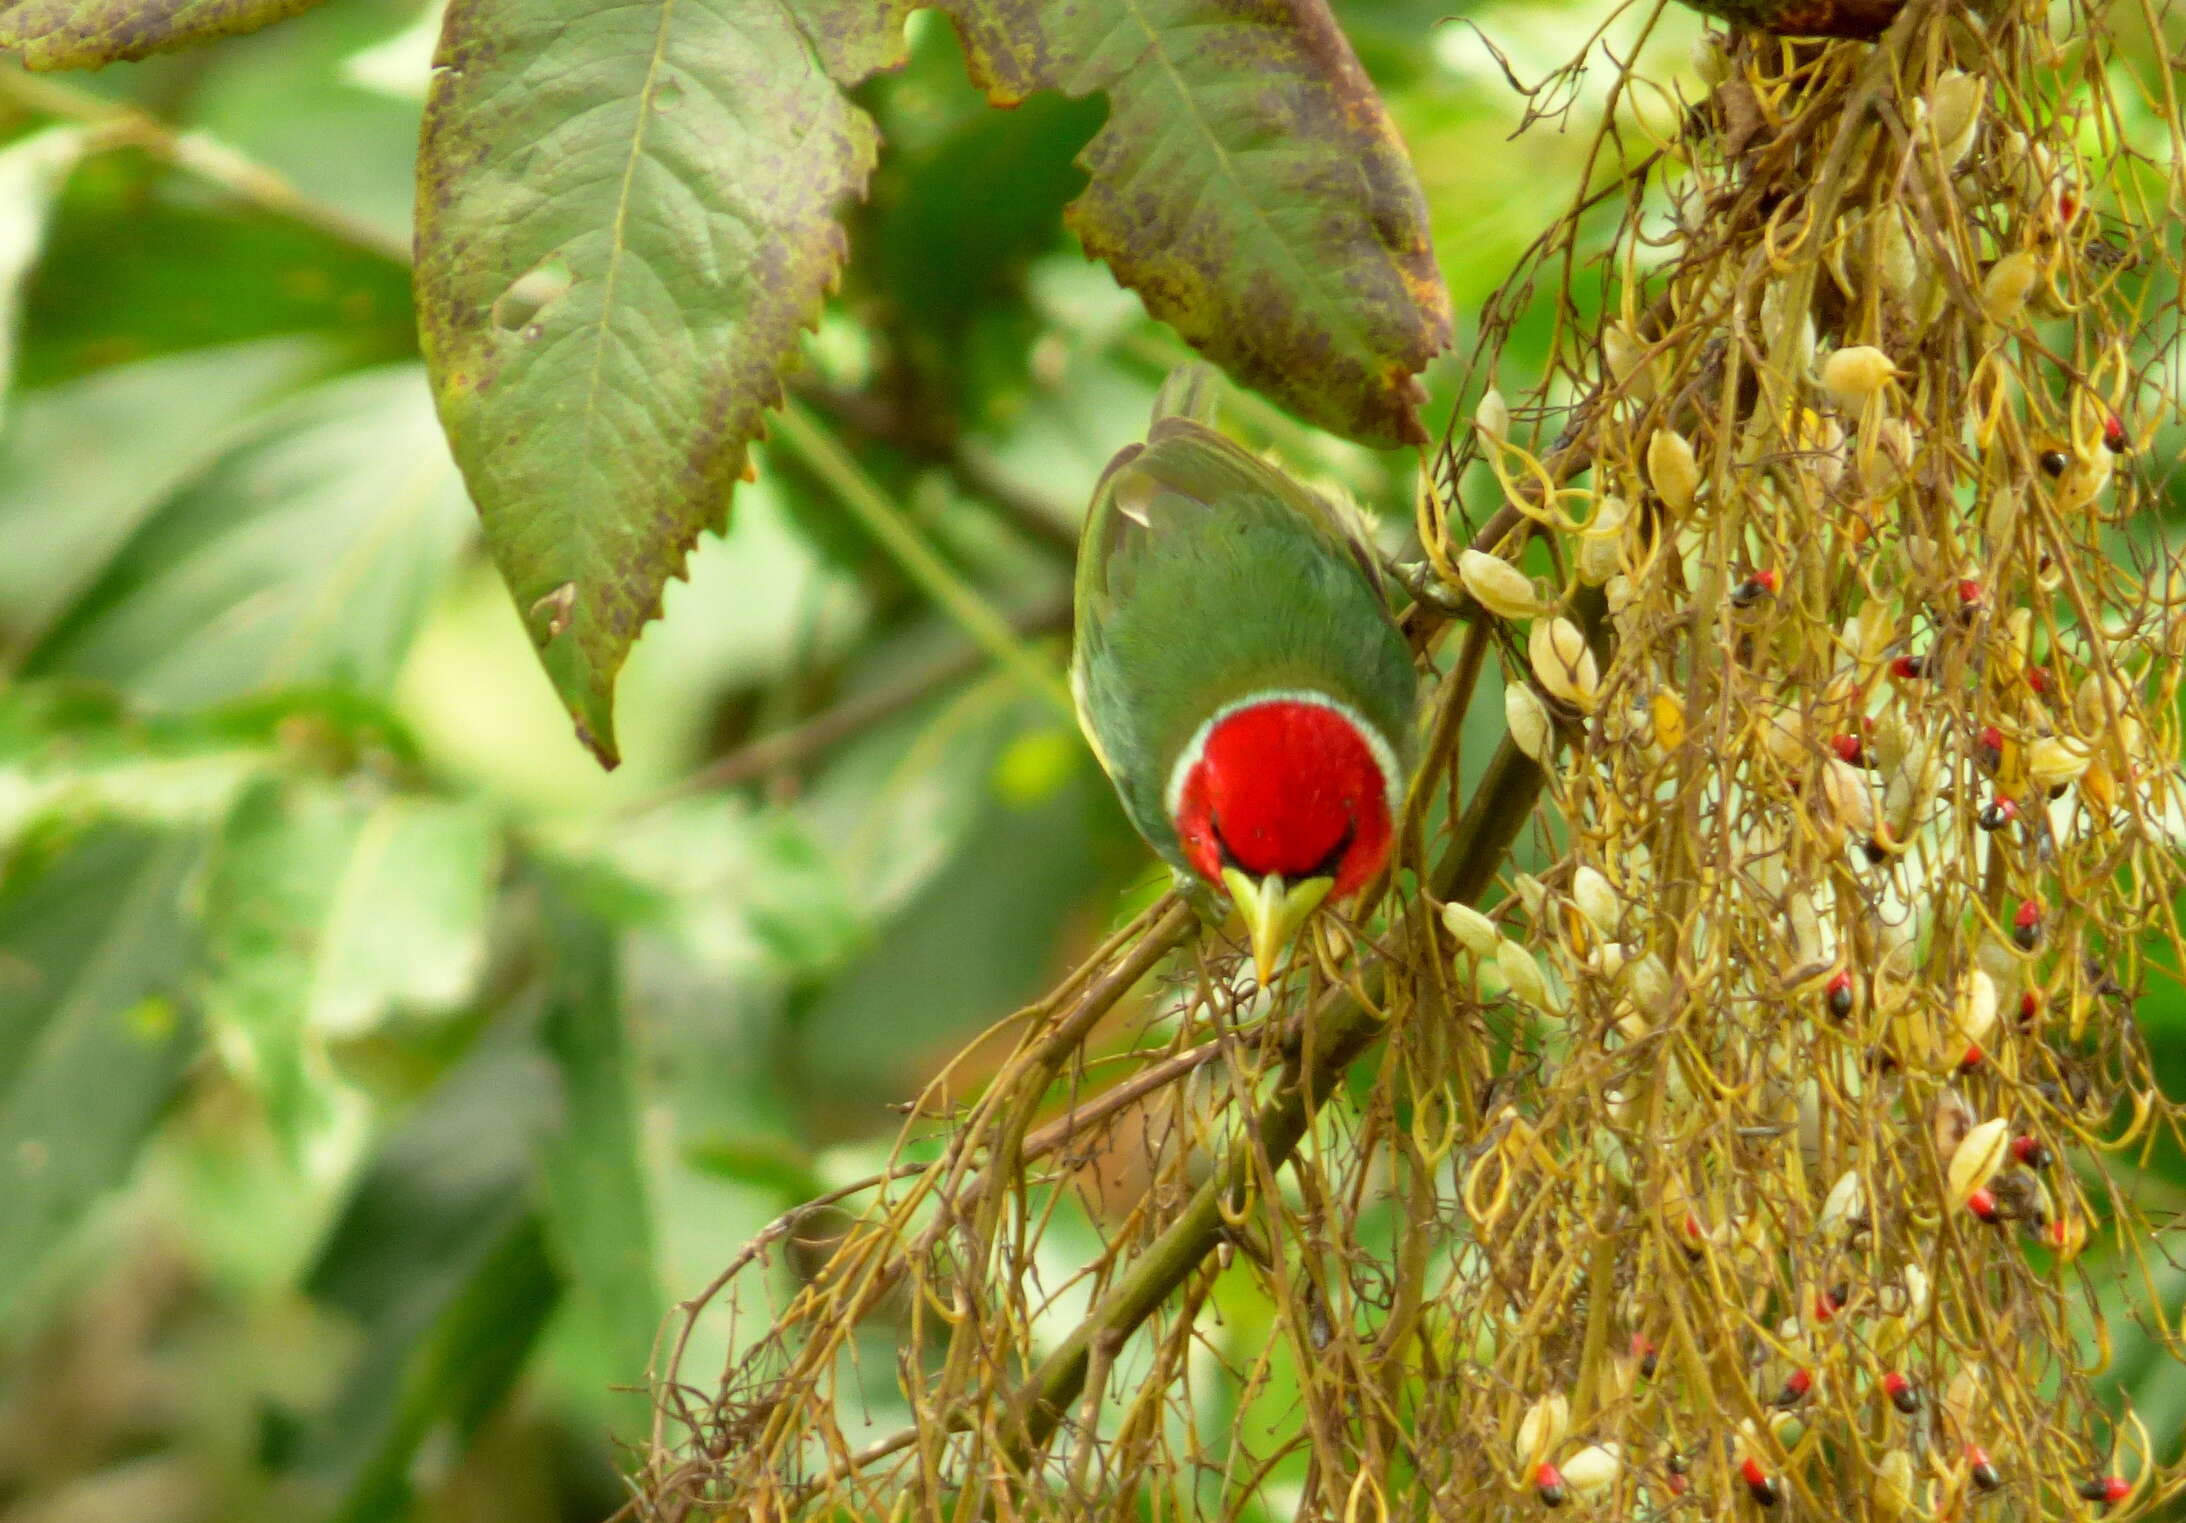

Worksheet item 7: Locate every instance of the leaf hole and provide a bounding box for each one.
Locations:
[492,255,573,334]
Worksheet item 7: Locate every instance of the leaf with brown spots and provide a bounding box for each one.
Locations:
[415,0,902,767]
[0,0,325,68]
[941,0,1451,446]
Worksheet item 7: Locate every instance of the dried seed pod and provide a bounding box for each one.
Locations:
[1570,865,1620,938]
[1561,1444,1623,1498]
[2025,734,2094,792]
[1925,71,1985,166]
[1822,345,1897,411]
[1948,1116,2011,1204]
[1822,756,1877,838]
[1476,387,1511,444]
[1873,1451,1916,1518]
[1576,496,1630,585]
[1443,901,1500,956]
[1647,428,1701,514]
[1498,939,1552,1011]
[1530,617,1602,711]
[1820,1168,1864,1237]
[1603,323,1654,398]
[1650,688,1685,753]
[1460,549,1550,620]
[1955,969,2000,1048]
[1873,208,1918,299]
[1506,683,1553,763]
[1516,1394,1571,1467]
[1983,251,2042,323]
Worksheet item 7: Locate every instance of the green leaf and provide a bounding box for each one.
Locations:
[0,0,328,68]
[0,337,328,663]
[940,0,1451,445]
[0,826,200,1324]
[414,0,903,767]
[533,875,664,1432]
[308,796,500,1038]
[199,779,498,1159]
[298,1019,562,1522]
[0,125,83,409]
[198,777,363,1164]
[19,152,416,389]
[26,363,472,708]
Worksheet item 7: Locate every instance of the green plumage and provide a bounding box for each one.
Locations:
[1071,398,1420,875]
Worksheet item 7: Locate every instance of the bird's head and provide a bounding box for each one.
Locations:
[1169,693,1403,986]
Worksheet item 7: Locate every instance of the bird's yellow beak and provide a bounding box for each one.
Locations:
[1220,868,1333,987]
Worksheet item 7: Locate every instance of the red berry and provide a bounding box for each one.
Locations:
[1741,1456,1779,1507]
[2040,450,2070,478]
[1815,1282,1849,1320]
[1958,1044,1985,1074]
[2103,413,2129,454]
[1732,570,1779,607]
[1975,725,2005,771]
[1535,1461,1568,1507]
[2012,1135,2052,1169]
[1631,1331,1658,1378]
[1891,654,1928,679]
[2018,991,2041,1026]
[1831,732,1867,765]
[1775,1368,1813,1406]
[1968,1445,2002,1492]
[1825,970,1855,1019]
[1958,578,1985,611]
[2013,897,2043,950]
[1979,797,2019,832]
[2027,664,2053,695]
[2078,1476,2132,1507]
[1969,1186,2001,1224]
[1882,1371,1920,1414]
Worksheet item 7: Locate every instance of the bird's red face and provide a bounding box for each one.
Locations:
[1171,696,1399,901]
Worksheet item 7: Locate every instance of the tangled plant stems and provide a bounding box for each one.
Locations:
[633,0,2186,1516]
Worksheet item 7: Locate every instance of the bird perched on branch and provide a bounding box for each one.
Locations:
[1071,371,1421,985]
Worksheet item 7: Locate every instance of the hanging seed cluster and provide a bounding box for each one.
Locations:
[632,3,2186,1520]
[1421,0,2186,1517]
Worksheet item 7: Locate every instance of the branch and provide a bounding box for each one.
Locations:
[631,595,1071,810]
[0,66,412,265]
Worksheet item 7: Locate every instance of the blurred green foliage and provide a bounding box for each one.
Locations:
[0,4,2181,1521]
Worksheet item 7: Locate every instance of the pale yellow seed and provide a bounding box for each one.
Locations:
[1457,548,1548,620]
[1475,386,1510,444]
[1442,901,1499,956]
[1982,251,2041,323]
[1506,682,1553,762]
[1571,865,1620,938]
[2025,734,2093,791]
[1925,71,1985,167]
[1874,1452,1916,1519]
[1647,428,1700,514]
[1530,617,1601,710]
[1947,1117,2010,1205]
[1515,1394,1570,1467]
[1561,1444,1623,1497]
[1822,345,1897,412]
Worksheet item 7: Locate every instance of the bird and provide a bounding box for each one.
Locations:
[1071,372,1421,986]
